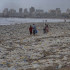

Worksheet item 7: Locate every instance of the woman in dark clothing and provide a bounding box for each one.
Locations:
[29,25,33,35]
[46,24,49,32]
[43,24,49,33]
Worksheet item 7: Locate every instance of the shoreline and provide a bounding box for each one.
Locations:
[0,18,70,25]
[0,17,70,19]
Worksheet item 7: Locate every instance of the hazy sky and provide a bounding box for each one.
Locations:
[0,0,70,12]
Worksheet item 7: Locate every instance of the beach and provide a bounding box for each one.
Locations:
[0,22,70,70]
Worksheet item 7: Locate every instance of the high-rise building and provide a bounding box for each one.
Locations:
[24,8,28,14]
[48,9,56,17]
[49,10,56,14]
[36,9,44,14]
[19,8,23,13]
[19,8,24,17]
[29,7,35,13]
[56,8,61,16]
[23,8,29,17]
[35,9,44,18]
[9,9,16,14]
[66,8,70,14]
[9,9,16,17]
[3,8,8,17]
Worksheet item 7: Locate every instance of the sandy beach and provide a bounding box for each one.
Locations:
[0,22,70,70]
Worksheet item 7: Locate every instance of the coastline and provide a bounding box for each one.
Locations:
[0,18,70,25]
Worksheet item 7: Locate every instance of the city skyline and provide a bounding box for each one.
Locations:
[1,7,70,13]
[0,0,70,12]
[1,7,70,18]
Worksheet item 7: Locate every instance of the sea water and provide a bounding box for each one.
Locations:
[0,18,70,25]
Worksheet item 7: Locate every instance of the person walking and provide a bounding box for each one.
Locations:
[32,24,37,35]
[29,25,33,35]
[43,24,49,33]
[46,24,49,33]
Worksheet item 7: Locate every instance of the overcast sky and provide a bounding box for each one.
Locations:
[0,0,70,12]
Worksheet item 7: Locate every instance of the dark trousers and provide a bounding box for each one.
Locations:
[33,30,35,35]
[30,31,32,35]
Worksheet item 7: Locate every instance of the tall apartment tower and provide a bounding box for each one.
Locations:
[66,8,70,14]
[19,8,23,13]
[56,8,61,16]
[3,8,8,17]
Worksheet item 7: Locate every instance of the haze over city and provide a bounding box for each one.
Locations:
[0,0,70,12]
